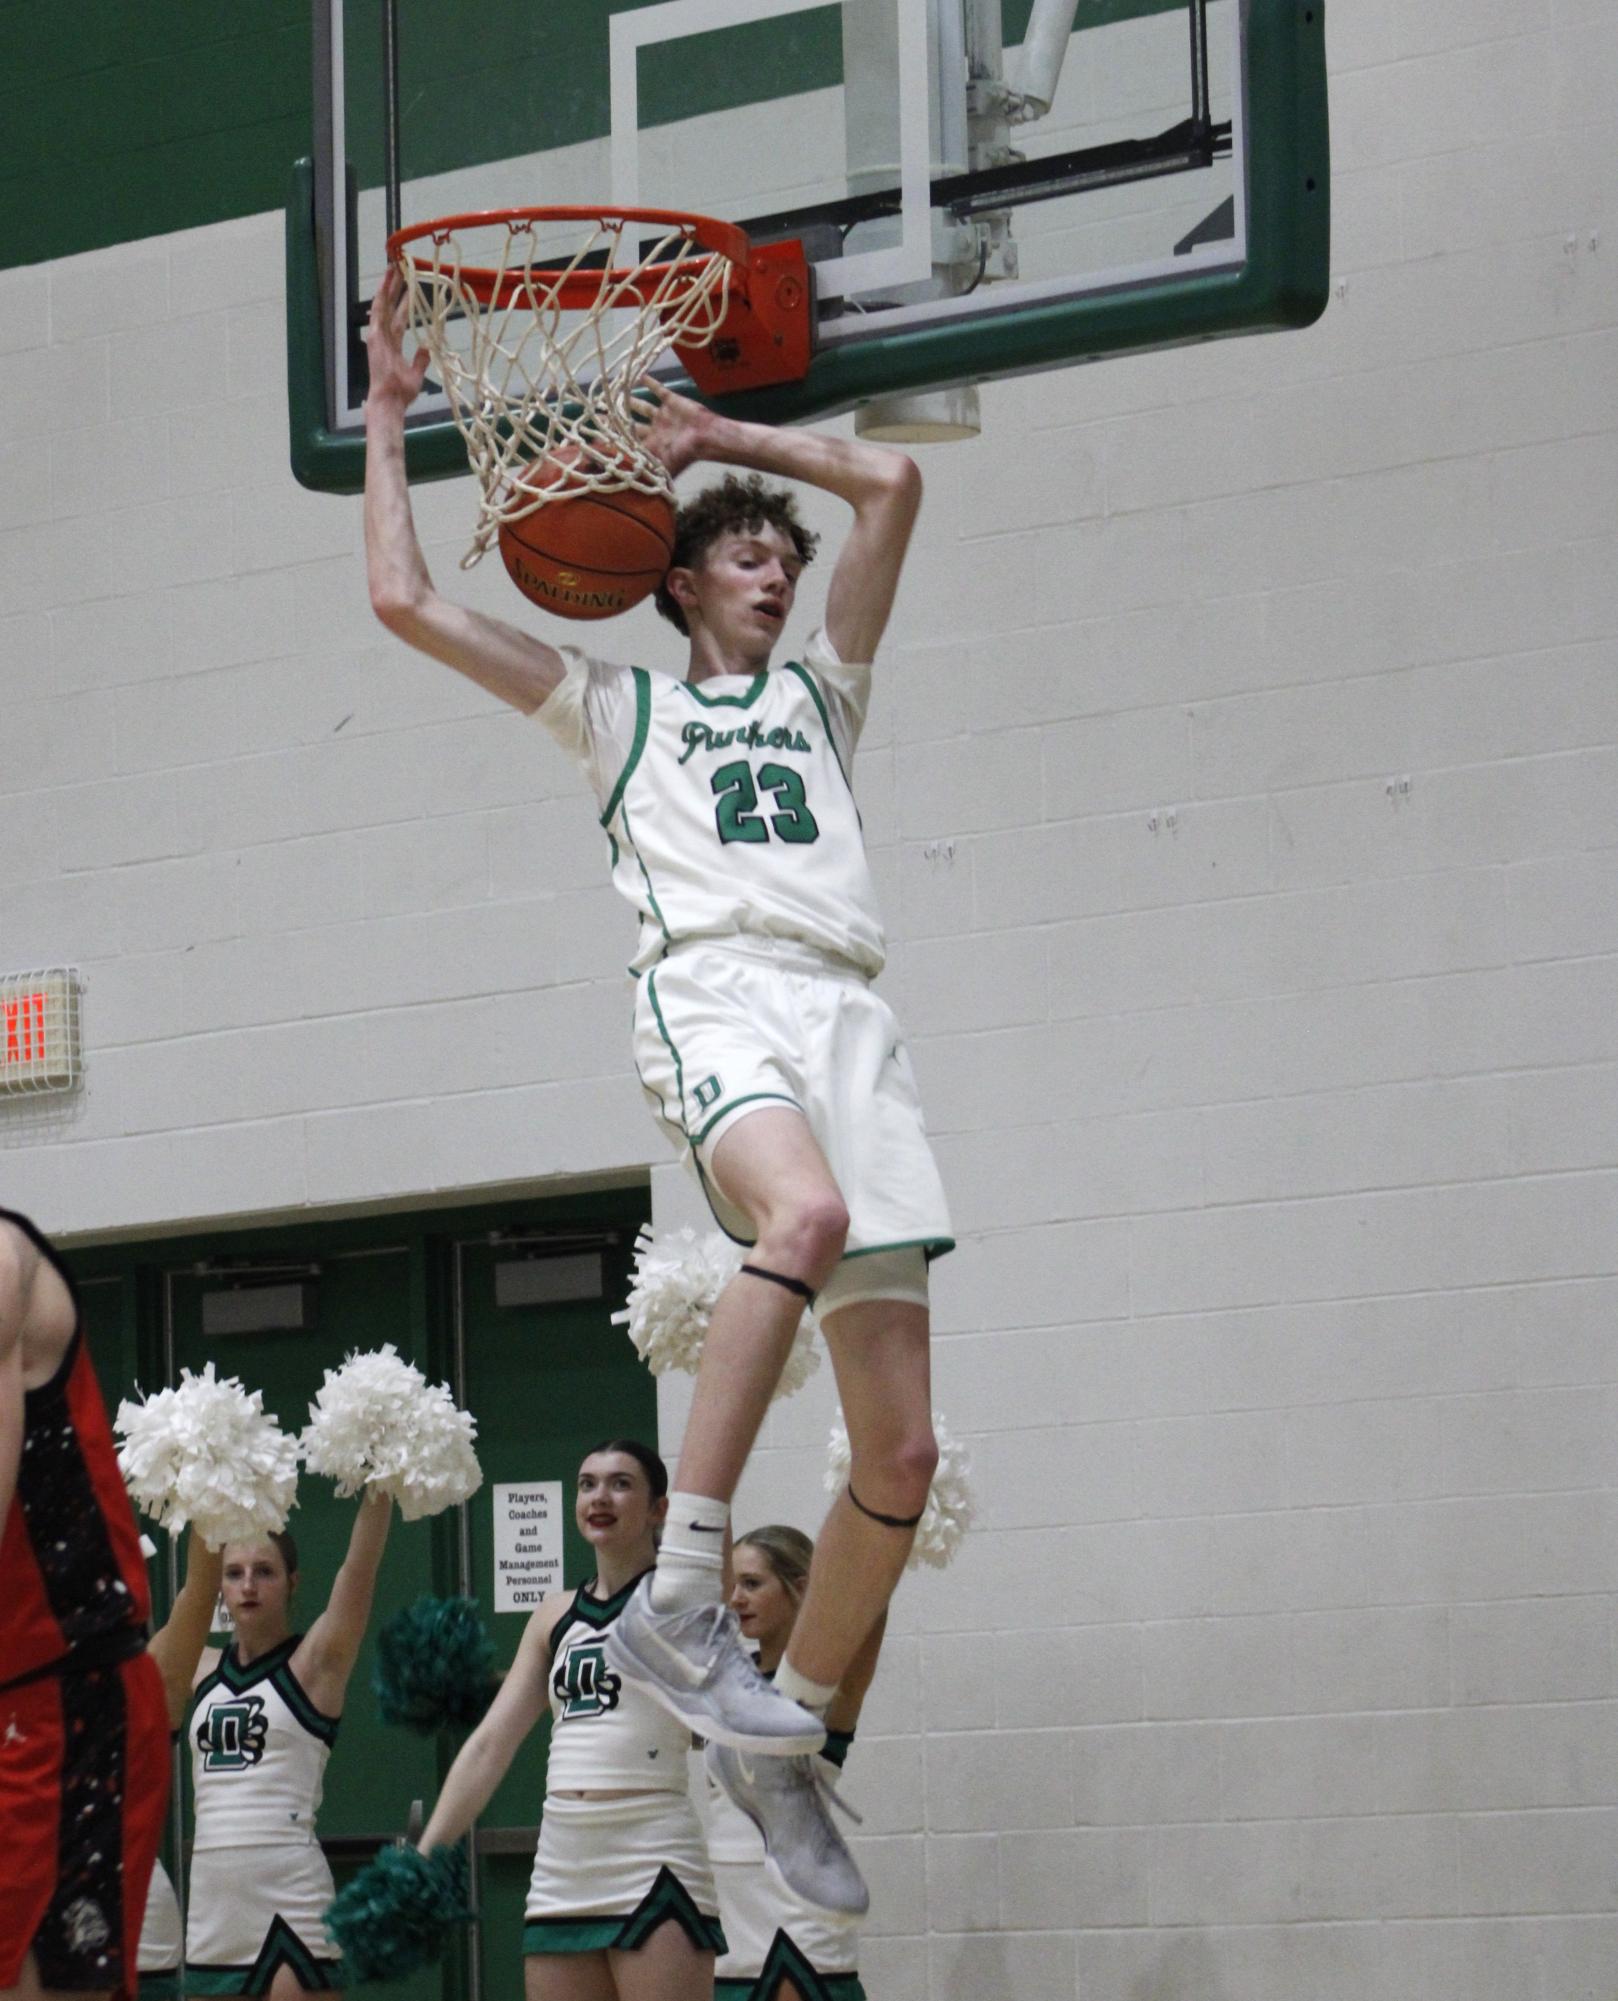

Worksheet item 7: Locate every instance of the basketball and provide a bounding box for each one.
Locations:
[496,448,676,621]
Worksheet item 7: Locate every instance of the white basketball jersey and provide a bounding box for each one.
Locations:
[544,1574,691,1794]
[539,630,886,978]
[191,1636,335,1850]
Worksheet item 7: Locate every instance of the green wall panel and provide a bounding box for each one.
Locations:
[0,2,311,270]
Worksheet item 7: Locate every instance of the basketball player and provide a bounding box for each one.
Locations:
[411,1441,724,1999]
[183,1498,392,1996]
[364,271,950,1916]
[710,1529,885,2001]
[0,1207,171,2001]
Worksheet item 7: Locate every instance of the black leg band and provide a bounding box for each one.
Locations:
[847,1481,924,1531]
[739,1262,817,1305]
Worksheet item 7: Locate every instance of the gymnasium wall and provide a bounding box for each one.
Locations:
[3,7,1617,2001]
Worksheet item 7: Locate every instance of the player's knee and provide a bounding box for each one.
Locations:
[853,1423,938,1513]
[895,1423,940,1503]
[765,1190,849,1287]
[803,1190,851,1274]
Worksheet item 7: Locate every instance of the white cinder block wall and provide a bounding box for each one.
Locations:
[4,5,1617,1997]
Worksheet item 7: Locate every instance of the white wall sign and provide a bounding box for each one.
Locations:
[493,1481,565,1613]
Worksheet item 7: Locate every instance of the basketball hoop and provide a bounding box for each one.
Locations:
[387,205,812,567]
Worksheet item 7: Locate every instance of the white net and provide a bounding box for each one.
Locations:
[396,212,735,566]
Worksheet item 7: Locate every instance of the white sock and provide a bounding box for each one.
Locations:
[651,1492,729,1612]
[773,1658,837,1717]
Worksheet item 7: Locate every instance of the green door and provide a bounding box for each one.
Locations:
[167,1244,444,2001]
[62,1187,652,2001]
[452,1226,654,2001]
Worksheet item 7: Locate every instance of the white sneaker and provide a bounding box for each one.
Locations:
[706,1740,869,1919]
[603,1579,827,1754]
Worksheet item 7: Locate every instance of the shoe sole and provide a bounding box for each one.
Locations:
[603,1631,827,1756]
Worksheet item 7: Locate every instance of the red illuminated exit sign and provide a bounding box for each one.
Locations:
[0,968,82,1097]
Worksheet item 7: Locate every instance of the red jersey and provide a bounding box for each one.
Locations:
[0,1208,150,1687]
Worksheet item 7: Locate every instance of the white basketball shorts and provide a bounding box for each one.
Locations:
[632,938,954,1282]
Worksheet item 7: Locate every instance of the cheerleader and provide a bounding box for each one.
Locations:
[415,1439,724,2000]
[184,1494,393,1997]
[709,1530,885,2001]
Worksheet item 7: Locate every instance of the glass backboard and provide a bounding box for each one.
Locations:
[288,0,1328,492]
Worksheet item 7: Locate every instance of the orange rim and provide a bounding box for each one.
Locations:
[387,203,750,311]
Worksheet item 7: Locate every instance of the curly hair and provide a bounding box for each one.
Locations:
[655,472,819,635]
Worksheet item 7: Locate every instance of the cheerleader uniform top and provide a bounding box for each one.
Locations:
[544,1571,692,1794]
[191,1636,337,1849]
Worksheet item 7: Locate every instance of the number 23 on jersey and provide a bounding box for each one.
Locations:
[710,760,819,846]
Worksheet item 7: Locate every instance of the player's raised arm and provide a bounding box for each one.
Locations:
[363,270,571,715]
[641,390,921,664]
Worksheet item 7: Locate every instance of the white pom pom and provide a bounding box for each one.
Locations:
[824,1407,975,1571]
[612,1226,818,1402]
[374,1382,483,1524]
[912,1417,976,1570]
[115,1364,299,1550]
[300,1345,482,1521]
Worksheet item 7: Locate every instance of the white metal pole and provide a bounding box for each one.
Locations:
[1009,0,1083,120]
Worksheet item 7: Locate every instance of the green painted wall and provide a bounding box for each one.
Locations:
[1,0,1184,273]
[0,0,312,270]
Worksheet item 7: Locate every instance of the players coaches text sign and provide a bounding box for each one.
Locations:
[493,1481,564,1612]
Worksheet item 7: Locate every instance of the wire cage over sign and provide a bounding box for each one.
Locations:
[0,967,83,1098]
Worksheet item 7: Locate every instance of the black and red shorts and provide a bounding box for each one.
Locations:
[0,1643,169,1998]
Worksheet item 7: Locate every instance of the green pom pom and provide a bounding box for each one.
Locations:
[373,1595,497,1734]
[324,1842,472,1983]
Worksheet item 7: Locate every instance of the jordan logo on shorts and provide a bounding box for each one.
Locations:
[197,1695,270,1770]
[554,1640,621,1719]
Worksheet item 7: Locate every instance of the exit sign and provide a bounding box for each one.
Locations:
[0,968,82,1097]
